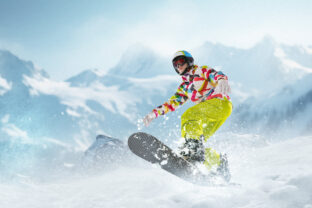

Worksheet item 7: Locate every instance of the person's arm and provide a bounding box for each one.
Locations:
[143,82,189,126]
[202,67,228,86]
[202,67,231,95]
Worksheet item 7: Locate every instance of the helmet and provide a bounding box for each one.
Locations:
[172,50,194,75]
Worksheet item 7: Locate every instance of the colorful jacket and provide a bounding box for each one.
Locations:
[152,65,230,118]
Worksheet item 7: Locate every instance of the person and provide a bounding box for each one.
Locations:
[143,50,232,177]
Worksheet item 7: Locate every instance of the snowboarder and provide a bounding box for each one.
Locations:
[143,50,232,175]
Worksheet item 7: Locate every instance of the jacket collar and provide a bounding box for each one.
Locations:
[181,65,198,81]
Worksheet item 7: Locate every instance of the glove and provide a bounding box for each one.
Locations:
[214,79,231,95]
[143,112,157,127]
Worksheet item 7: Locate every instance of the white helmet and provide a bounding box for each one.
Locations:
[172,50,194,75]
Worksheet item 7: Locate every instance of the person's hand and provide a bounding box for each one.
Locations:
[214,79,231,95]
[143,112,156,127]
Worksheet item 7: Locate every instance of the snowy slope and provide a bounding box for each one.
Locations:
[0,135,311,208]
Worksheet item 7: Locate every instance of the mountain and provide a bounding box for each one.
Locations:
[0,50,79,147]
[0,49,179,151]
[231,73,312,136]
[1,37,312,156]
[107,43,175,78]
[66,68,105,87]
[194,36,312,104]
[0,50,49,82]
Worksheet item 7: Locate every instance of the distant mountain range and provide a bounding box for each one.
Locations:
[0,37,311,153]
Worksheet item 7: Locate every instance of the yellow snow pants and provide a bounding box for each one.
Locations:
[181,98,232,169]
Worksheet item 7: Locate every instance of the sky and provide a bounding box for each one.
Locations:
[0,0,311,80]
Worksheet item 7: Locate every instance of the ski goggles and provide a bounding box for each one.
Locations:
[173,57,187,68]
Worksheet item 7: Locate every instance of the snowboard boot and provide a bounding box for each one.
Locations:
[204,149,231,182]
[178,135,205,164]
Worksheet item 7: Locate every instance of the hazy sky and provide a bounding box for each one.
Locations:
[0,0,311,80]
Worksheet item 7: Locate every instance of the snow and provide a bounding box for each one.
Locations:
[0,135,311,208]
[304,46,312,55]
[128,75,179,93]
[275,47,312,74]
[1,123,29,141]
[23,74,140,121]
[0,75,12,95]
[281,59,312,73]
[1,39,312,207]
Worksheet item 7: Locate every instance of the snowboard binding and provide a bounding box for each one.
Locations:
[178,136,205,163]
[178,136,231,183]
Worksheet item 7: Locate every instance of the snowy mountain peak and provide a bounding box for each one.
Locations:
[0,50,49,83]
[108,43,170,78]
[248,36,279,58]
[66,68,104,87]
[257,35,277,46]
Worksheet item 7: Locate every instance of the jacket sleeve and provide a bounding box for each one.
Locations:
[201,67,228,86]
[152,82,189,118]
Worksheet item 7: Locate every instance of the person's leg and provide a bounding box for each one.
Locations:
[201,98,232,141]
[180,98,232,169]
[179,105,205,162]
[200,99,232,170]
[204,148,221,170]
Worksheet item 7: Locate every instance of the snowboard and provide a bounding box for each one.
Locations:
[128,132,205,183]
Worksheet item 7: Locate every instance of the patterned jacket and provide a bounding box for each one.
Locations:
[152,65,230,118]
